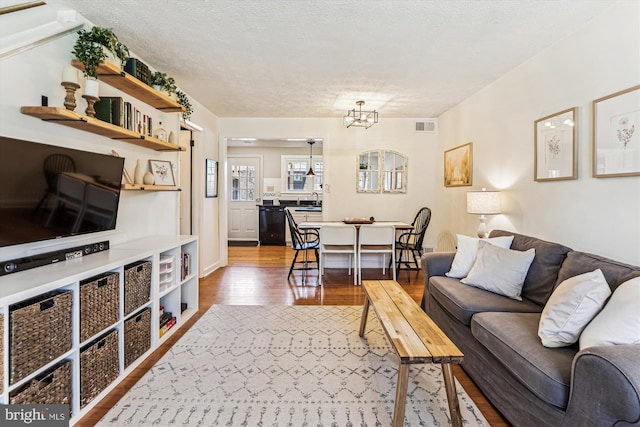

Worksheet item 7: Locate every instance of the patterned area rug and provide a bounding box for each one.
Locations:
[98,305,488,426]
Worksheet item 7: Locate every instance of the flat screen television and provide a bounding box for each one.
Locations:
[0,136,125,247]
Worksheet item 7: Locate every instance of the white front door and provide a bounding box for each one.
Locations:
[228,156,261,242]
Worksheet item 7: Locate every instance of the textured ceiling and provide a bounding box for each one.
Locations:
[53,0,615,118]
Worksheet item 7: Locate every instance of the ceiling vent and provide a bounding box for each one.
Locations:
[415,120,436,133]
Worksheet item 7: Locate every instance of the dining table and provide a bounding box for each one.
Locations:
[297,220,413,284]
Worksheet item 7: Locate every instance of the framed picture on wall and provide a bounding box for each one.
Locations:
[592,85,640,177]
[444,142,472,187]
[534,107,577,181]
[205,158,218,198]
[149,160,175,186]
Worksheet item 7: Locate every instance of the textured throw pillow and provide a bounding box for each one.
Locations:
[538,269,611,348]
[446,234,514,279]
[460,243,535,300]
[579,276,640,350]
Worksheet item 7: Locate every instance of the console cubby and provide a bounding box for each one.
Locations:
[0,235,198,424]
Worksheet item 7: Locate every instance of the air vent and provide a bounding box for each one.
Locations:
[415,120,436,133]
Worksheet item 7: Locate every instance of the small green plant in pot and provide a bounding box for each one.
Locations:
[176,90,193,121]
[72,26,129,78]
[152,72,177,96]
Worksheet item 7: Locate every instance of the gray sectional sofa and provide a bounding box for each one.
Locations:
[421,230,640,427]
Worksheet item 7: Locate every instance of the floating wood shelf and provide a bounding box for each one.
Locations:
[122,184,181,191]
[71,60,185,113]
[20,107,186,152]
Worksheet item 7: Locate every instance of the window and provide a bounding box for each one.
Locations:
[231,164,256,201]
[282,156,323,193]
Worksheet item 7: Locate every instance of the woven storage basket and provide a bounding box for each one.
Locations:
[80,271,120,343]
[80,328,119,408]
[10,290,73,384]
[124,308,151,368]
[124,260,151,316]
[10,359,72,415]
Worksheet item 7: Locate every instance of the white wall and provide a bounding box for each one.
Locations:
[0,8,221,277]
[220,117,441,247]
[435,1,640,265]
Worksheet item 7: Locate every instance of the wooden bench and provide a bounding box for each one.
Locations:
[359,279,464,427]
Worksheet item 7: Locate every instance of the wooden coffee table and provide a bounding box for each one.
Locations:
[359,279,464,427]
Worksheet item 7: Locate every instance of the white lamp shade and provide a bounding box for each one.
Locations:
[467,190,501,215]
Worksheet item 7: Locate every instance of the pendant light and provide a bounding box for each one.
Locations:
[306,139,316,176]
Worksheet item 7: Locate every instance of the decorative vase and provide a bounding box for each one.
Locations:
[134,159,145,184]
[168,131,176,144]
[84,78,99,97]
[143,171,155,185]
[154,122,167,141]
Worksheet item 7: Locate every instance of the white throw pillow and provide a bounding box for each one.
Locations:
[460,243,535,301]
[445,234,514,279]
[538,269,611,348]
[579,276,640,350]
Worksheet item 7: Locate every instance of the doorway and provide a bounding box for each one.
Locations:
[227,155,262,243]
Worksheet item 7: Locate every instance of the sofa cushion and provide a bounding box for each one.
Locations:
[445,234,514,278]
[430,276,541,326]
[580,276,640,350]
[556,251,640,292]
[538,269,611,348]
[490,230,572,305]
[471,312,577,409]
[461,244,535,301]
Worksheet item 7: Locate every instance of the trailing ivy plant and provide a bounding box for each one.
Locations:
[72,26,129,78]
[177,90,193,121]
[152,72,177,95]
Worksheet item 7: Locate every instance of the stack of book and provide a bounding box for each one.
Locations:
[94,96,153,136]
[159,308,176,337]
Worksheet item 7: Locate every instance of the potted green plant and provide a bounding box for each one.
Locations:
[72,26,129,78]
[151,72,177,97]
[176,90,193,121]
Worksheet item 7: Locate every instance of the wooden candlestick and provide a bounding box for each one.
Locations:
[82,95,100,117]
[61,82,80,111]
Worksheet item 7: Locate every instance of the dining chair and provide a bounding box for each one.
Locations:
[395,206,432,280]
[319,224,358,286]
[358,224,396,285]
[284,208,320,279]
[34,154,76,217]
[45,173,86,233]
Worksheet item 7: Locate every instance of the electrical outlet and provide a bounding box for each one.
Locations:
[324,184,331,193]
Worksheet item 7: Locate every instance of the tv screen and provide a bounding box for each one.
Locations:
[0,136,125,247]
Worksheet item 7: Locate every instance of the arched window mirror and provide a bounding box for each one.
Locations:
[357,150,407,193]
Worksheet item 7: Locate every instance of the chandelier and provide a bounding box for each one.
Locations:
[344,101,378,129]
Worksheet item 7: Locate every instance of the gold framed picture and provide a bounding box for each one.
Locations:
[444,142,472,187]
[592,85,640,177]
[534,107,578,181]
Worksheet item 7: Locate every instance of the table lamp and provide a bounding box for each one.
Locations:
[467,188,501,238]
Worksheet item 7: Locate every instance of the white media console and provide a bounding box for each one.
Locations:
[0,235,198,425]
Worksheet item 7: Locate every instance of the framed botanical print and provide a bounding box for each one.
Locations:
[534,107,577,181]
[593,85,640,177]
[149,160,175,186]
[444,142,472,187]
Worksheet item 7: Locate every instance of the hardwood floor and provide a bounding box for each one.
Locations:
[76,245,510,426]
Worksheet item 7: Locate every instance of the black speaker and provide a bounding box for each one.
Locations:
[1,240,109,276]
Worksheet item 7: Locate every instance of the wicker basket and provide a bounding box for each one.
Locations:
[124,308,151,368]
[10,359,72,416]
[124,261,151,316]
[80,272,120,343]
[80,328,119,408]
[10,290,73,384]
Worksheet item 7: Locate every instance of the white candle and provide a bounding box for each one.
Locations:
[62,66,78,84]
[84,79,99,97]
